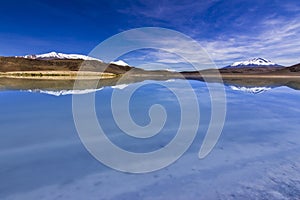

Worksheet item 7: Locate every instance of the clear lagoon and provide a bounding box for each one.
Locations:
[1,79,300,199]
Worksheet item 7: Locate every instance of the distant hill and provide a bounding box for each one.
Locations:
[285,63,300,72]
[267,63,300,75]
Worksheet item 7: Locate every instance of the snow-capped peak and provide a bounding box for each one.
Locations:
[22,52,103,62]
[110,60,129,66]
[229,58,278,67]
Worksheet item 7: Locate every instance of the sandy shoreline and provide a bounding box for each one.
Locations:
[0,71,117,80]
[211,74,300,79]
[1,70,300,80]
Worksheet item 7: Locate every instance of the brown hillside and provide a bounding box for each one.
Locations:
[0,57,136,74]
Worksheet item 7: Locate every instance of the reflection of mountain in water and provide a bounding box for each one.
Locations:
[26,83,130,96]
[1,62,300,96]
[1,76,297,96]
[1,55,300,95]
[1,75,300,96]
[28,88,104,96]
[28,85,273,96]
[229,86,271,94]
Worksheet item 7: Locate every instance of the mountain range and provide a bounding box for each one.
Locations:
[1,52,300,94]
[1,52,300,74]
[16,52,290,70]
[1,52,300,81]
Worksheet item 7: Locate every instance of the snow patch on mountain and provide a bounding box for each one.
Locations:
[165,68,177,72]
[21,52,103,62]
[111,84,129,90]
[110,60,129,66]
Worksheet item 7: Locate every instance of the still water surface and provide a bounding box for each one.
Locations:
[1,80,300,199]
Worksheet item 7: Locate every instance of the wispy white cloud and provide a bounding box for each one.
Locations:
[116,1,300,69]
[121,16,300,70]
[119,0,216,22]
[202,16,300,66]
[282,2,300,12]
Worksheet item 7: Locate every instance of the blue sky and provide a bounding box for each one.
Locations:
[1,0,300,68]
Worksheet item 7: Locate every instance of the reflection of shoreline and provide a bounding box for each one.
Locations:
[1,70,300,80]
[217,75,300,79]
[0,71,117,80]
[1,71,300,92]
